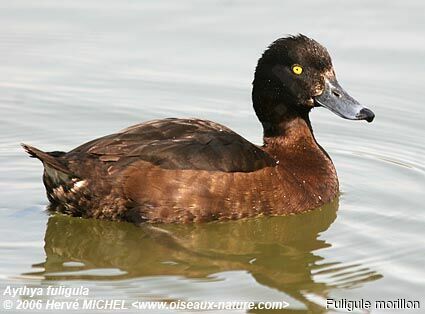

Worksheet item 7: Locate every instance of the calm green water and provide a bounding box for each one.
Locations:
[0,0,424,313]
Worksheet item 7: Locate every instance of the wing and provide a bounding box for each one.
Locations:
[67,118,277,173]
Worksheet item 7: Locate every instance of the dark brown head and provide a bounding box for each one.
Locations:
[252,34,375,136]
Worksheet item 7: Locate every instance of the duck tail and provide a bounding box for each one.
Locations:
[21,143,70,175]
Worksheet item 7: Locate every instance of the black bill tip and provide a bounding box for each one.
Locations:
[356,108,375,123]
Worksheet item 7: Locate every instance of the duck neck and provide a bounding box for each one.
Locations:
[262,111,339,203]
[262,110,317,150]
[261,108,336,177]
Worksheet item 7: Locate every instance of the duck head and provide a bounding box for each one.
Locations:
[252,34,374,136]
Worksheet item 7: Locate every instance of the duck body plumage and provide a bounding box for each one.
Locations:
[23,116,338,223]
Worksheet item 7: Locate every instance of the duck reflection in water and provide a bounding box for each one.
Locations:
[26,199,382,313]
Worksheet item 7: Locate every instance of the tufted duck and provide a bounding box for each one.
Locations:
[23,34,374,223]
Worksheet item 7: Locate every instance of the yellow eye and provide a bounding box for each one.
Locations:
[292,65,303,75]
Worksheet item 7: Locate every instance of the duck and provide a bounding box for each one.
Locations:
[23,34,375,224]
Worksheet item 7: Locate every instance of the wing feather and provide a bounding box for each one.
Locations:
[67,118,277,173]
